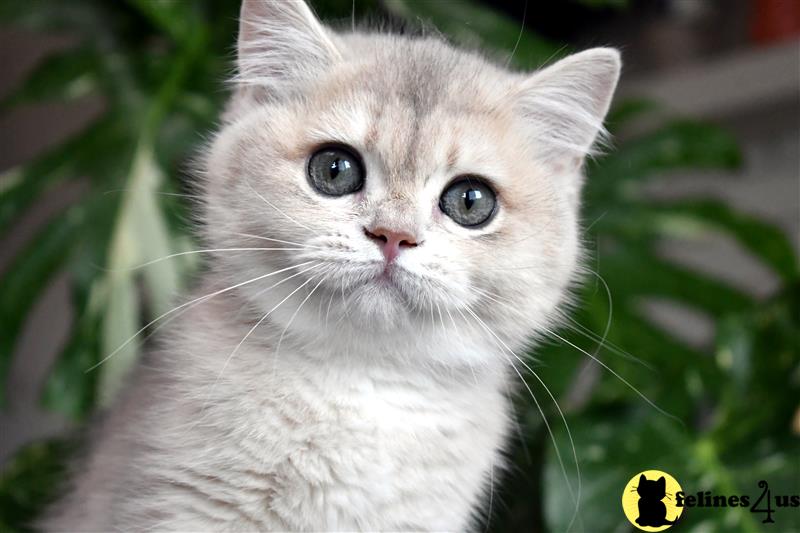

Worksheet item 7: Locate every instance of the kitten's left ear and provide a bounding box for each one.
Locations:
[236,0,341,96]
[514,48,621,167]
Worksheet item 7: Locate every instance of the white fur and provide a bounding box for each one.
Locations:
[44,1,620,530]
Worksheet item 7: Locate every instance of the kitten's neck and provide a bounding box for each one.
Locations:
[166,279,510,395]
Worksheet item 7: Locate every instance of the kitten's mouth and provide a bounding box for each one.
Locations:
[368,263,408,294]
[376,263,398,284]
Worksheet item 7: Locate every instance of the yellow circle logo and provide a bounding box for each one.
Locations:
[622,470,684,531]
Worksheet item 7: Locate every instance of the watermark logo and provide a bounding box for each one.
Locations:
[623,472,799,529]
[622,470,684,531]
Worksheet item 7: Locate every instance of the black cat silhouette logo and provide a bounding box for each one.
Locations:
[622,470,684,531]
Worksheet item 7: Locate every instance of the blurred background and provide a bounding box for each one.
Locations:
[0,0,798,531]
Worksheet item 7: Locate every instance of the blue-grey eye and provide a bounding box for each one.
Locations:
[439,178,497,227]
[307,145,364,196]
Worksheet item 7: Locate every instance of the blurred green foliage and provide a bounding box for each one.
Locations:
[0,1,797,532]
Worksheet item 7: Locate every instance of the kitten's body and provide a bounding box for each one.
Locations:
[48,282,509,531]
[45,1,620,530]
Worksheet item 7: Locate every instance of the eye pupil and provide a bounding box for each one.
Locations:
[328,158,352,180]
[463,189,481,210]
[329,159,341,179]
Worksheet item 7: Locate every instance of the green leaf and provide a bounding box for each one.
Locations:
[0,439,72,533]
[0,1,113,39]
[0,46,98,110]
[589,120,743,186]
[711,285,800,452]
[98,272,140,407]
[0,209,84,405]
[0,164,72,243]
[127,0,197,45]
[92,144,184,404]
[598,247,753,316]
[606,97,661,131]
[41,312,101,420]
[646,199,799,282]
[129,148,183,315]
[0,118,117,241]
[384,0,561,69]
[715,315,753,391]
[540,411,769,533]
[41,197,119,419]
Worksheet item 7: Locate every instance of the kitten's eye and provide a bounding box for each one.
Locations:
[439,178,497,227]
[307,145,364,196]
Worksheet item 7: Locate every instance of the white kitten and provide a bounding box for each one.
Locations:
[44,1,620,530]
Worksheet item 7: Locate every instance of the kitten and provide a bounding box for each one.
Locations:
[44,0,620,530]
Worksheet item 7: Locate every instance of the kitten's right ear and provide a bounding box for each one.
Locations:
[236,0,340,96]
[513,48,621,166]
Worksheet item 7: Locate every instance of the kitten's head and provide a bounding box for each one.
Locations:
[201,0,620,369]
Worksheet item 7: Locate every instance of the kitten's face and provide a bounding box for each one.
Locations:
[202,1,619,368]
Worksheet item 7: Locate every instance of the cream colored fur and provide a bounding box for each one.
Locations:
[43,0,620,530]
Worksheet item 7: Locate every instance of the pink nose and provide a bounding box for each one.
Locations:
[364,226,418,263]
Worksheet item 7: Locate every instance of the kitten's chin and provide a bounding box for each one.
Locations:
[344,278,413,331]
[324,263,452,332]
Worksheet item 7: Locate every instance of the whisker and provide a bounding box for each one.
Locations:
[315,280,326,324]
[468,269,656,381]
[505,0,527,67]
[102,188,203,200]
[450,268,654,378]
[121,247,307,271]
[232,232,323,249]
[564,320,654,370]
[568,269,653,370]
[244,175,313,231]
[273,268,331,367]
[463,306,581,531]
[582,210,607,234]
[333,275,353,326]
[470,286,515,307]
[545,328,682,426]
[484,458,495,532]
[506,390,532,465]
[428,293,436,332]
[324,282,337,330]
[590,270,614,364]
[442,300,478,386]
[212,263,325,389]
[84,261,316,373]
[249,261,323,300]
[434,300,445,335]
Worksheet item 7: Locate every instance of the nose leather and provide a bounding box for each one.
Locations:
[364,226,418,263]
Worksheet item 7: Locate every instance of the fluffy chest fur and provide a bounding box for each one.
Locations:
[48,294,510,531]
